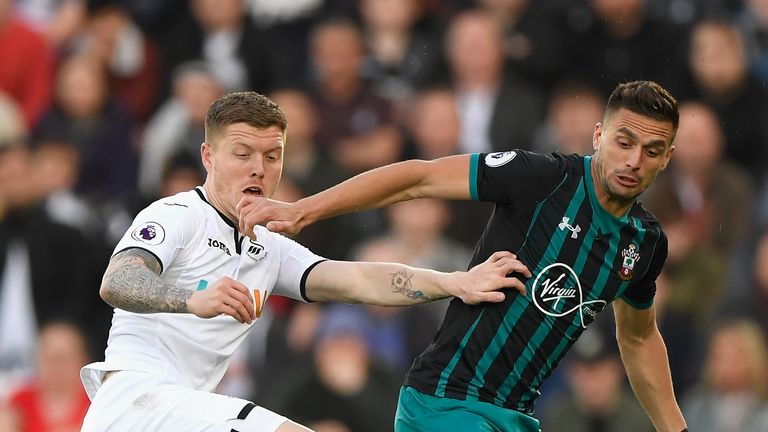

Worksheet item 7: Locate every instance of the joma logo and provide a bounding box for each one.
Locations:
[207,238,231,256]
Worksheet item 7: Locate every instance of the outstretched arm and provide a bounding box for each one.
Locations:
[614,299,687,432]
[100,248,256,324]
[304,251,531,306]
[238,154,472,237]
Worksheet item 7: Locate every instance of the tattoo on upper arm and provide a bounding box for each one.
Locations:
[102,248,191,313]
[390,268,429,301]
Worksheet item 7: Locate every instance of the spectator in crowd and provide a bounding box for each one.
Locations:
[139,61,223,197]
[268,305,402,432]
[445,9,544,154]
[736,0,768,81]
[14,0,86,49]
[682,18,768,186]
[682,319,768,432]
[5,322,91,432]
[0,0,54,128]
[532,80,605,155]
[402,86,493,248]
[646,102,753,256]
[309,17,403,174]
[0,138,97,381]
[563,0,688,97]
[73,0,161,122]
[476,0,566,92]
[358,0,443,110]
[157,0,296,98]
[34,54,137,202]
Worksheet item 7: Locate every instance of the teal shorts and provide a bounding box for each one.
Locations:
[395,386,541,432]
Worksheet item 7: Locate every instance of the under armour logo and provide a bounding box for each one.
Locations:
[558,217,581,239]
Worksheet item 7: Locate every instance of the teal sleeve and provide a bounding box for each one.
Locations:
[469,153,480,200]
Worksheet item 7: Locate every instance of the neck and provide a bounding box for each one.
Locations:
[202,181,237,224]
[589,158,634,218]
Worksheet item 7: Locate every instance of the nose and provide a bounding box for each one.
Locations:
[250,155,265,178]
[625,146,642,170]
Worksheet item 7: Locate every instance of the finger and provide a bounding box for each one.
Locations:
[489,251,515,263]
[236,195,252,214]
[221,301,246,323]
[471,291,506,304]
[266,221,288,233]
[224,296,251,324]
[498,259,532,278]
[228,287,256,321]
[500,277,527,296]
[227,282,256,319]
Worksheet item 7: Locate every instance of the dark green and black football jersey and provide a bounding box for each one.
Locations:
[403,151,667,415]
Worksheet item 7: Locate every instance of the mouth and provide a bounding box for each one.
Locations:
[243,186,263,196]
[615,174,640,188]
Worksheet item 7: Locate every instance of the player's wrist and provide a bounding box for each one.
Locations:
[443,271,468,300]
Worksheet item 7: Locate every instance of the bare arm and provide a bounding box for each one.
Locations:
[614,299,687,432]
[238,154,472,236]
[304,251,530,306]
[100,248,256,323]
[100,248,191,313]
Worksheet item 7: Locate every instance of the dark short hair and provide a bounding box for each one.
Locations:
[605,81,679,131]
[205,92,287,142]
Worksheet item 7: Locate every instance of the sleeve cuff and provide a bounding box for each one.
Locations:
[299,260,328,303]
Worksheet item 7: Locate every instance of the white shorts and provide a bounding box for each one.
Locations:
[81,370,287,432]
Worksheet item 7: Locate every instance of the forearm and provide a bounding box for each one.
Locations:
[299,160,427,224]
[100,251,192,313]
[619,327,686,431]
[299,156,470,227]
[308,261,455,306]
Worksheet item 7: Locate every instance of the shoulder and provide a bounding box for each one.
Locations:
[144,189,203,213]
[133,189,207,232]
[629,201,664,233]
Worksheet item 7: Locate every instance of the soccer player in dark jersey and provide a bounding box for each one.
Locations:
[238,81,688,432]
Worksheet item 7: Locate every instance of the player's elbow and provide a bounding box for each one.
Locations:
[99,280,117,306]
[617,323,656,350]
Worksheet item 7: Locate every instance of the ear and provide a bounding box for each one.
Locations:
[201,142,213,171]
[661,145,675,170]
[592,122,603,152]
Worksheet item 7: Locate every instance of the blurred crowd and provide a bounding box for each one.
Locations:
[1,0,768,431]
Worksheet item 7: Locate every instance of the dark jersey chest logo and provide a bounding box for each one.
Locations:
[531,263,607,328]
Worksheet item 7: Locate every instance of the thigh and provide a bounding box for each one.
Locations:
[82,371,255,432]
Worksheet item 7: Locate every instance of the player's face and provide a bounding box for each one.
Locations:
[201,122,284,222]
[592,108,675,209]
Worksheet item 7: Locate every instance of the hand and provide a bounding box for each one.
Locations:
[450,251,531,305]
[187,277,255,324]
[237,196,305,239]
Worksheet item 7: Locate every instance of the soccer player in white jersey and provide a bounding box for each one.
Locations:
[79,92,531,432]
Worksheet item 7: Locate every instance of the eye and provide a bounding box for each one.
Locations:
[646,149,660,158]
[618,141,632,148]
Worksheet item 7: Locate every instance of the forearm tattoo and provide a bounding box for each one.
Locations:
[390,268,429,301]
[102,249,192,313]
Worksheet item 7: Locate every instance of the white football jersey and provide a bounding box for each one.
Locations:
[81,187,324,399]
